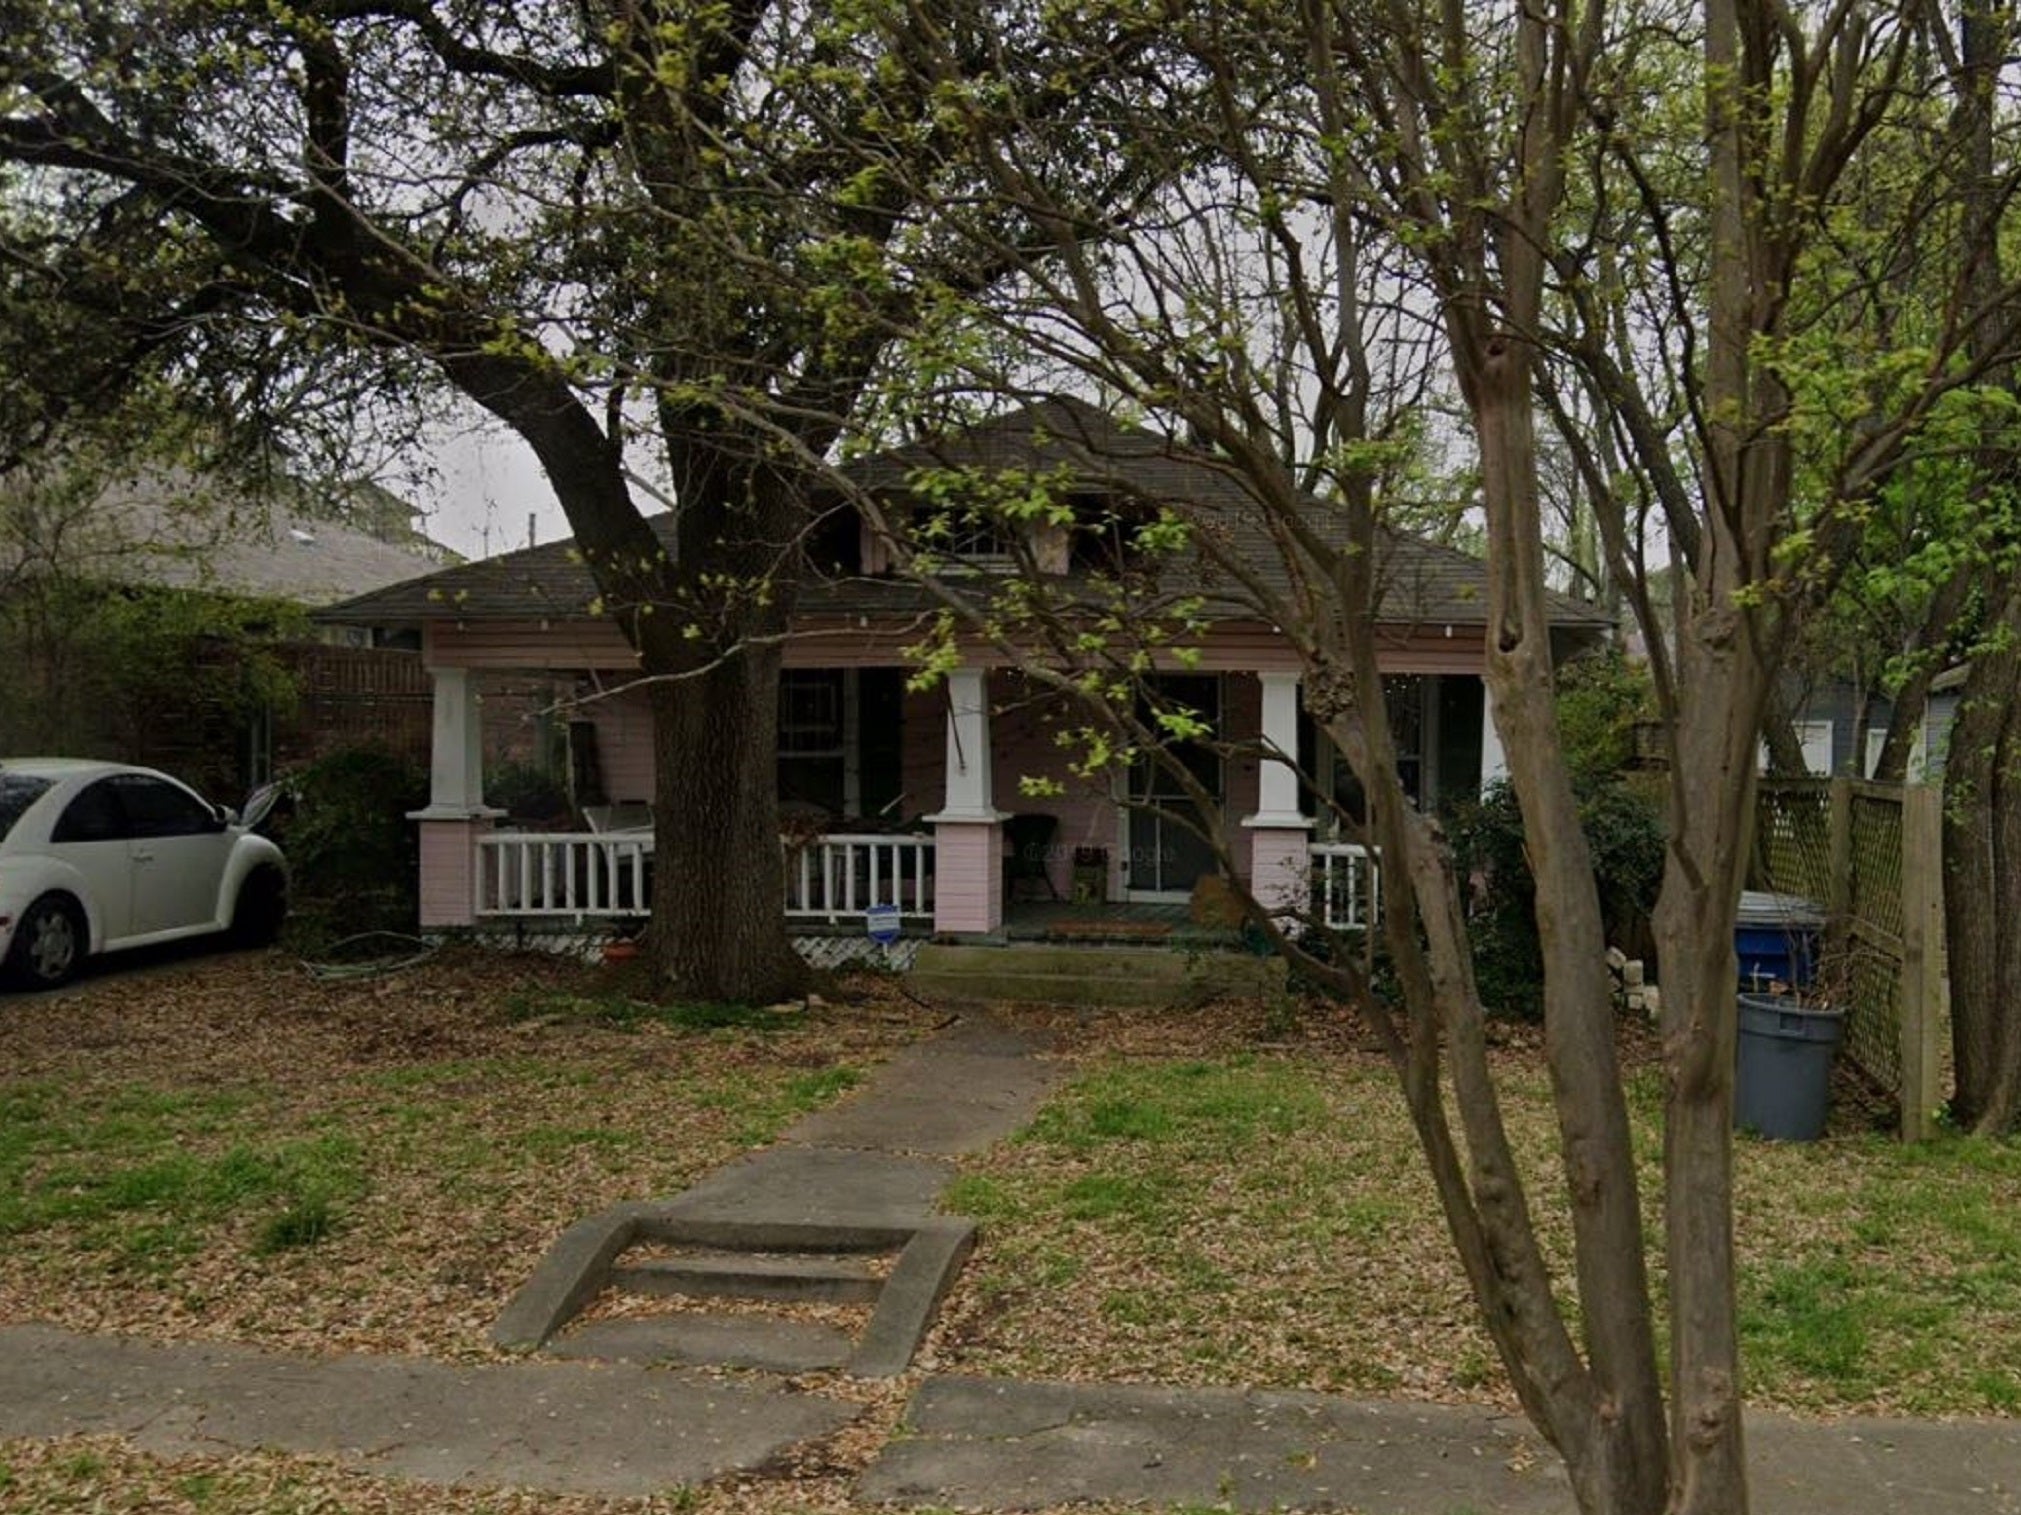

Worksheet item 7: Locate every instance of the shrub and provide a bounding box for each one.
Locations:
[1554,647,1655,779]
[269,746,428,948]
[487,759,569,823]
[1449,773,1666,1020]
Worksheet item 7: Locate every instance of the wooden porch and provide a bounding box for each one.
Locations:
[459,827,1375,942]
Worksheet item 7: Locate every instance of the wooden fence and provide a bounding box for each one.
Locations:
[1755,777,1947,1140]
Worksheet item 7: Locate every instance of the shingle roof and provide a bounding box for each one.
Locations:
[317,398,1611,630]
[5,463,454,608]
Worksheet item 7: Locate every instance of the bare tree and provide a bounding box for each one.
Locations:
[814,1,2021,1510]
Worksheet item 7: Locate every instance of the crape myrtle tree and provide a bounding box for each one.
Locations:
[1542,0,2021,1134]
[0,0,1158,1001]
[818,1,2020,1511]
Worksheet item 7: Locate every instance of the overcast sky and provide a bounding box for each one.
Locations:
[411,405,572,561]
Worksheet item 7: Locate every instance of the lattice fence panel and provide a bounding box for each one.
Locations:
[1842,788,1908,1104]
[792,935,922,972]
[1850,791,1905,940]
[1755,781,1831,899]
[1756,779,1911,1117]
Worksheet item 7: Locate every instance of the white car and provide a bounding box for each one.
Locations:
[0,759,288,990]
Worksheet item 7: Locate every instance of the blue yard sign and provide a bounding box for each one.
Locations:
[865,903,902,945]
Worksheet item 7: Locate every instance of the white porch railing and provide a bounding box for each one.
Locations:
[477,832,654,919]
[784,833,936,922]
[1310,840,1380,930]
[473,829,936,924]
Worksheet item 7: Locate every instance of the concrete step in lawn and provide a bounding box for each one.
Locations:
[499,1207,975,1379]
[609,1249,886,1307]
[911,942,1285,1008]
[545,1314,854,1374]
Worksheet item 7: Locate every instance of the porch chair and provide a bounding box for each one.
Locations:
[584,800,653,834]
[1003,812,1062,902]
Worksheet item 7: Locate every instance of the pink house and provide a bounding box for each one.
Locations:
[318,400,1610,944]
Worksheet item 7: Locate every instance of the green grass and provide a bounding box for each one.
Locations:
[1728,1129,2021,1410]
[948,1041,2021,1416]
[1022,1057,1329,1155]
[0,1073,365,1264]
[0,948,918,1372]
[2,1040,867,1291]
[501,987,798,1033]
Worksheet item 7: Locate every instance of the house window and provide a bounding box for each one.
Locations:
[935,517,1016,571]
[776,668,910,822]
[1386,677,1427,806]
[779,669,850,817]
[1314,675,1446,830]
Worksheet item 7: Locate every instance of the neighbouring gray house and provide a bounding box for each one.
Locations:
[2,459,459,794]
[1772,673,1961,781]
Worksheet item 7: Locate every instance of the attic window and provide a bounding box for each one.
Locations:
[926,518,1016,573]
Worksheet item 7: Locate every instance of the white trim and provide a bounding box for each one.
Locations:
[1248,670,1307,825]
[1243,813,1313,830]
[424,666,487,813]
[1480,677,1508,789]
[936,666,999,820]
[1310,840,1380,929]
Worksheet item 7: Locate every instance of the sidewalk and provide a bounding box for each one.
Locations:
[6,1325,2018,1512]
[864,1374,2021,1514]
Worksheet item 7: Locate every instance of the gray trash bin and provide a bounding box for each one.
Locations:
[1735,992,1845,1140]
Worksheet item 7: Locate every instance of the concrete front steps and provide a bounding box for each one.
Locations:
[498,1209,974,1379]
[910,941,1286,1009]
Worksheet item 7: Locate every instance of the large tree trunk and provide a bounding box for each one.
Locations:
[1936,0,2021,1134]
[1943,589,2021,1133]
[1652,702,1756,1515]
[644,634,811,1003]
[1657,0,1767,1503]
[448,354,813,1004]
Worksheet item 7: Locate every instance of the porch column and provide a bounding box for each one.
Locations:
[1480,676,1509,790]
[408,666,504,928]
[926,666,1007,935]
[1243,671,1311,922]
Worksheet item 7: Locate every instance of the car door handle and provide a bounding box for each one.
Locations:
[132,848,155,863]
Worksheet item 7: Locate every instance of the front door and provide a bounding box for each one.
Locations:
[1123,674,1222,900]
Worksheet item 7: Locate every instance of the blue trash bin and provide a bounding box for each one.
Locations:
[1735,890,1824,992]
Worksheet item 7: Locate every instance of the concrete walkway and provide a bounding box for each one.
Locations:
[8,1326,2019,1511]
[656,1011,1062,1232]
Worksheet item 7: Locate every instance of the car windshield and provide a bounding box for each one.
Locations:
[0,772,56,843]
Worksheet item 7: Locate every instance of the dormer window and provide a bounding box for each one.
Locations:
[939,518,1017,571]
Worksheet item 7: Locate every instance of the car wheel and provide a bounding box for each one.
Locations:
[230,866,288,947]
[4,895,86,990]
